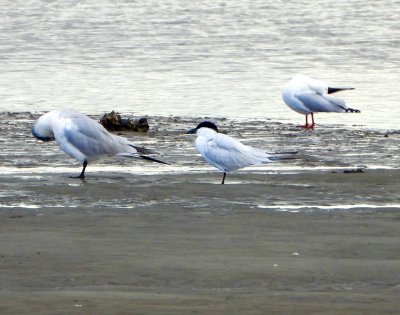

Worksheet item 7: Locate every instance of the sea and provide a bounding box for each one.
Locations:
[0,0,399,130]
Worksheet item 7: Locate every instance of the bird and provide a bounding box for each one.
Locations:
[282,74,360,128]
[31,109,168,178]
[186,121,297,184]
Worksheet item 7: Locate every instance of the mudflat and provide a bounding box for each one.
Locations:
[1,112,400,314]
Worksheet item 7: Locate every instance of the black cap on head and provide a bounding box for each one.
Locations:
[195,121,218,132]
[186,121,219,134]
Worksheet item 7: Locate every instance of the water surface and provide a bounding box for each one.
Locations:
[1,1,399,129]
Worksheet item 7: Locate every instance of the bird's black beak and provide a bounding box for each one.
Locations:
[186,128,197,134]
[32,134,55,142]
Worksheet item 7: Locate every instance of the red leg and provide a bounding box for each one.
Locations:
[297,115,312,128]
[310,113,315,128]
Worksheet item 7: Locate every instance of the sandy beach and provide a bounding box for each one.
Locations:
[1,112,400,314]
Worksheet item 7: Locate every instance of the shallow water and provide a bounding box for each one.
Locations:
[1,113,399,210]
[1,1,399,129]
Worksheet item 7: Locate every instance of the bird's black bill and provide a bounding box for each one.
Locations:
[32,133,55,142]
[31,126,56,141]
[186,128,197,134]
[327,87,355,94]
[38,137,55,142]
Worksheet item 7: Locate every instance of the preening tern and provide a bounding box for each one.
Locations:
[31,109,168,178]
[282,74,360,128]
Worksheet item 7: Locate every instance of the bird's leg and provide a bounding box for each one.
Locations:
[69,161,87,179]
[221,172,226,185]
[78,162,87,179]
[298,115,310,128]
[310,113,316,128]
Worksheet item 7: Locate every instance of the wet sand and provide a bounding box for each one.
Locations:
[1,112,400,314]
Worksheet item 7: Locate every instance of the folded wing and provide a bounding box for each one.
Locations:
[198,134,271,172]
[297,93,347,113]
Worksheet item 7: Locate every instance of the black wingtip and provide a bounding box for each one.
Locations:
[273,150,298,154]
[345,107,361,113]
[140,155,170,165]
[268,156,297,160]
[128,144,161,155]
[328,87,355,94]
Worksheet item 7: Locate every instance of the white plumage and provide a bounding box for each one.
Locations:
[187,121,296,184]
[282,74,360,128]
[31,109,167,178]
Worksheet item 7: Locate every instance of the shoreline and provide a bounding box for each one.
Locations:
[2,110,400,132]
[1,112,400,314]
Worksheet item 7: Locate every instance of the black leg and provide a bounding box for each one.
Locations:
[69,161,87,179]
[221,172,226,185]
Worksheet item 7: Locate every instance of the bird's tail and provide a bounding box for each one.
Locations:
[128,144,162,155]
[344,107,361,113]
[266,150,298,160]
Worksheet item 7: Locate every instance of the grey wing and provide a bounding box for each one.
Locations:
[113,134,160,155]
[200,135,264,172]
[297,93,347,113]
[69,117,160,157]
[57,117,123,160]
[203,145,246,172]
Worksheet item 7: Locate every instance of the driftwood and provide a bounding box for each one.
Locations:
[99,111,149,132]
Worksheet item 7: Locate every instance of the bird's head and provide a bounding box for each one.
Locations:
[186,121,219,134]
[31,115,56,142]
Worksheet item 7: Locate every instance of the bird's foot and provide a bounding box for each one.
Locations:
[69,174,85,179]
[297,123,315,129]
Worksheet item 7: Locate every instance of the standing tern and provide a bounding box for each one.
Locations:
[31,109,168,178]
[187,121,297,184]
[282,74,360,128]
